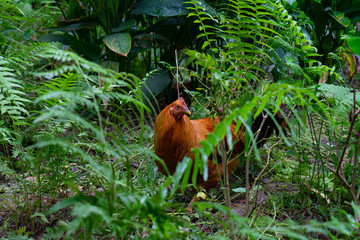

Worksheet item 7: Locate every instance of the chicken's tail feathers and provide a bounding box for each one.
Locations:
[251,104,290,148]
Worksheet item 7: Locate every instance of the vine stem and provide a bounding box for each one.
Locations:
[335,77,357,175]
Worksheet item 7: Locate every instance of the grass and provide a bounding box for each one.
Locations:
[1,109,360,239]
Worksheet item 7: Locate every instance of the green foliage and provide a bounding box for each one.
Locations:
[194,200,360,239]
[0,57,30,125]
[188,0,276,78]
[0,0,59,55]
[315,83,360,117]
[0,56,29,149]
[47,192,187,239]
[0,230,33,240]
[185,0,293,124]
[133,0,214,17]
[16,44,189,239]
[1,0,360,239]
[36,0,136,65]
[36,0,209,76]
[176,1,360,239]
[184,0,330,186]
[269,0,339,84]
[281,0,360,73]
[86,0,135,34]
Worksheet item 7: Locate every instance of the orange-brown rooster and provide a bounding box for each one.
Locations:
[154,97,286,209]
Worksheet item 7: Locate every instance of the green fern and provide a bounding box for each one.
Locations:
[315,83,360,117]
[269,0,340,84]
[188,0,279,83]
[27,45,164,237]
[0,56,30,126]
[36,72,85,109]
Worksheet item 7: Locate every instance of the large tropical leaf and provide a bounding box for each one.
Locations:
[133,0,215,16]
[104,32,131,56]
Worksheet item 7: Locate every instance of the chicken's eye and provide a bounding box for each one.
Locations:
[175,106,180,110]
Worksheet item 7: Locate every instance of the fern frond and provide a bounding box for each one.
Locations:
[0,56,30,126]
[316,83,360,117]
[33,44,149,140]
[188,0,287,86]
[269,0,341,83]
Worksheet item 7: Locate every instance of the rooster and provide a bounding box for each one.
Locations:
[154,97,286,209]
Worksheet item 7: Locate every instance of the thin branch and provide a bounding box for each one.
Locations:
[351,116,360,195]
[254,139,282,183]
[328,166,357,204]
[332,130,341,164]
[246,113,269,216]
[335,117,356,174]
[249,197,266,228]
[175,49,180,98]
[335,79,359,174]
[221,139,231,210]
[247,139,282,218]
[55,0,67,20]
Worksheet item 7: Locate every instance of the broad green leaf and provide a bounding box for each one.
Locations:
[226,124,233,150]
[328,11,351,27]
[31,212,49,223]
[141,70,172,101]
[192,150,200,184]
[232,187,246,193]
[171,157,191,196]
[352,202,360,220]
[104,32,131,56]
[344,52,356,78]
[133,0,190,16]
[47,194,85,214]
[132,0,215,17]
[346,36,360,56]
[200,147,208,180]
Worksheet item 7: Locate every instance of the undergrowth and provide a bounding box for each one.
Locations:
[1,0,360,239]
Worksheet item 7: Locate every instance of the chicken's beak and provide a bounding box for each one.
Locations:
[184,109,191,116]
